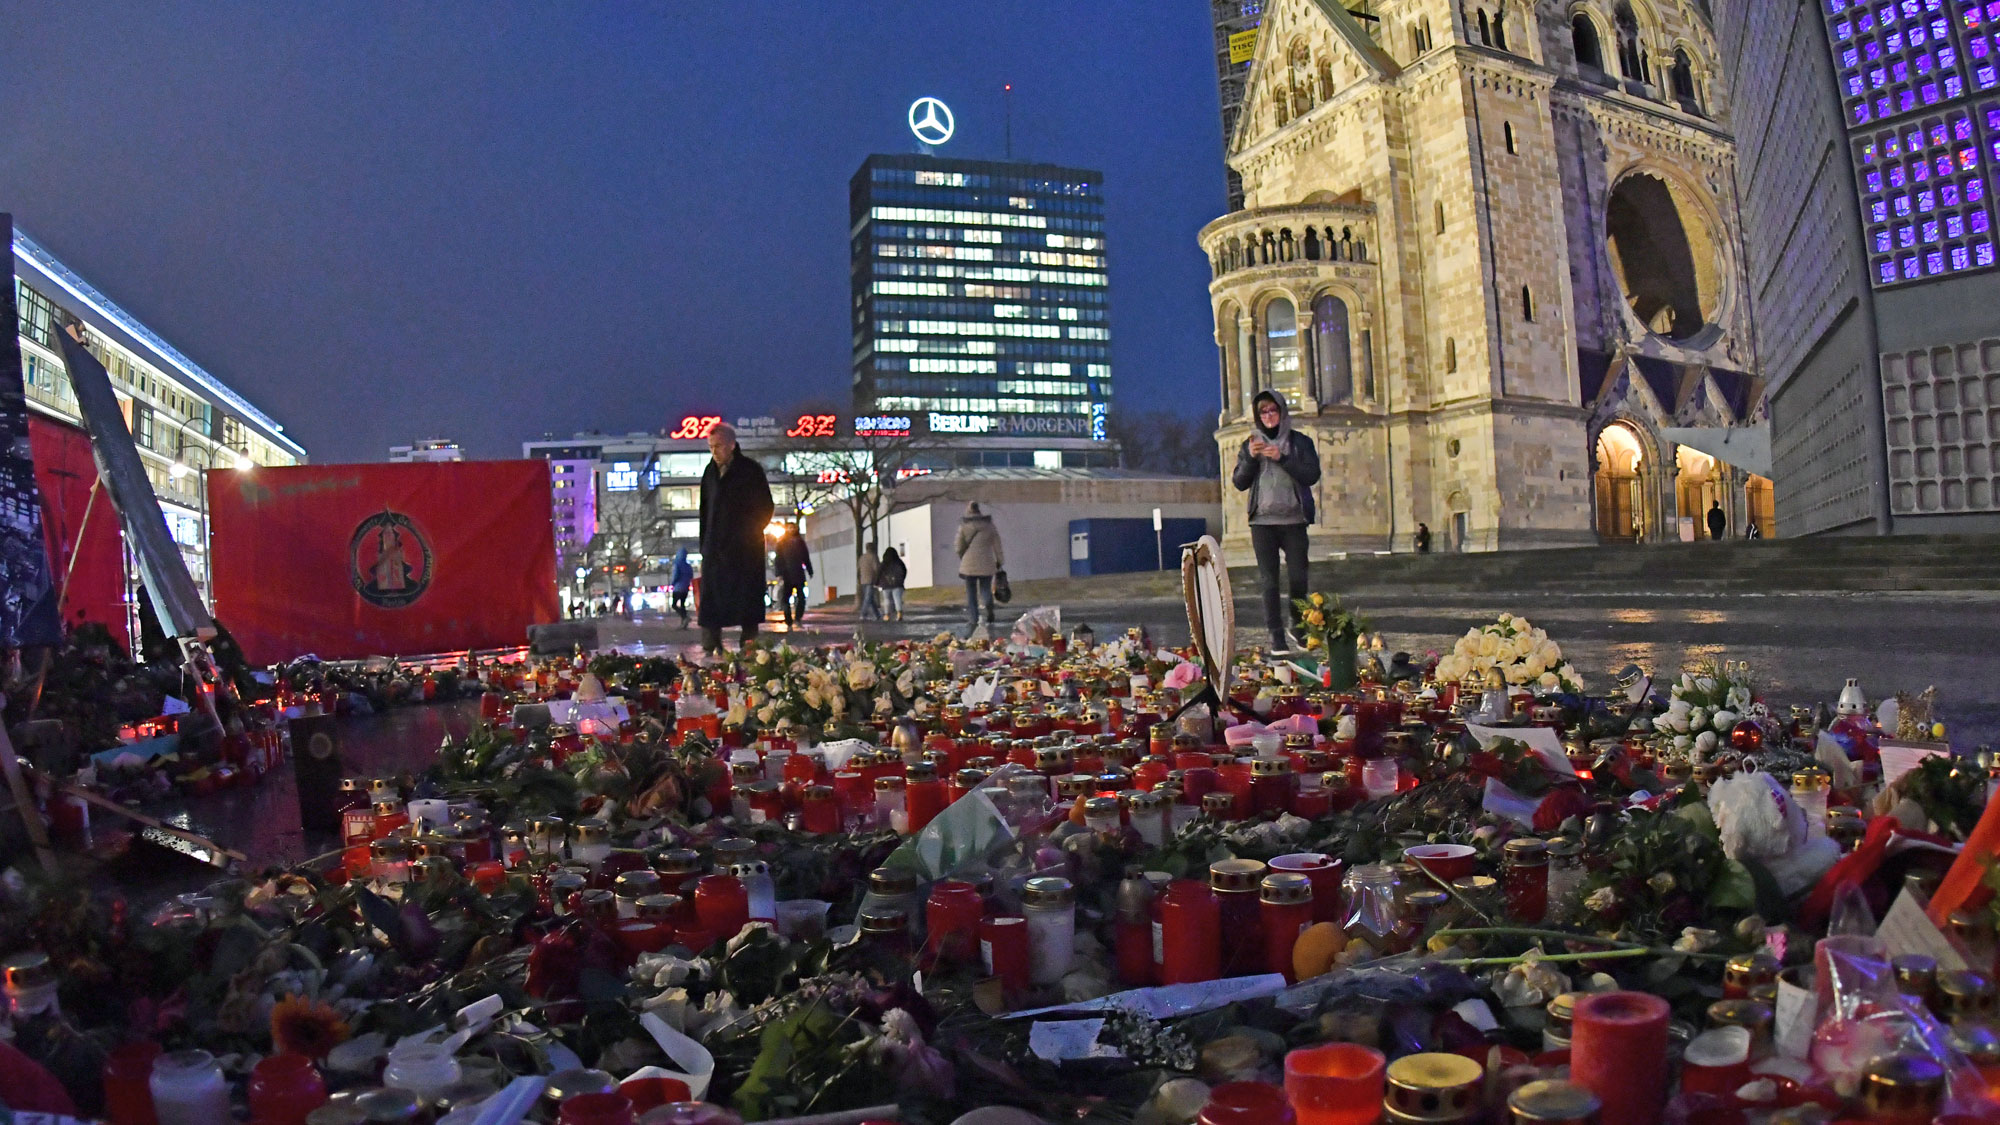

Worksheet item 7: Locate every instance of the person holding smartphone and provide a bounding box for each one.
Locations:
[1230,390,1321,653]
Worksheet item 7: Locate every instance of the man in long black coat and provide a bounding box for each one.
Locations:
[698,422,774,653]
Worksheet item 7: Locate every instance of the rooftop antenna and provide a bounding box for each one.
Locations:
[1004,83,1013,159]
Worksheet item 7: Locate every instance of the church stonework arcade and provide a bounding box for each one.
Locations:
[1205,0,1774,556]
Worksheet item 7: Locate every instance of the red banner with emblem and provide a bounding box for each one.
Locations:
[208,461,556,664]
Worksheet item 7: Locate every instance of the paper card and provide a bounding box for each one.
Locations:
[469,1076,547,1125]
[1880,739,1951,788]
[1483,777,1540,830]
[1874,887,1969,971]
[640,1010,716,1099]
[1468,724,1575,776]
[1028,1018,1119,1062]
[1774,976,1815,1060]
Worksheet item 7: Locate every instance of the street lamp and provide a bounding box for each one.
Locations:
[168,436,251,605]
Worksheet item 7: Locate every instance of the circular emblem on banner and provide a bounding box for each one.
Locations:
[908,97,955,146]
[349,510,433,609]
[307,732,335,760]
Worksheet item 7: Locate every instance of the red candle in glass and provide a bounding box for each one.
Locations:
[1503,839,1550,923]
[924,881,983,965]
[906,773,947,834]
[980,915,1031,995]
[1159,879,1222,984]
[1175,750,1212,772]
[613,919,676,957]
[479,692,508,721]
[1220,761,1255,814]
[1283,1044,1384,1125]
[1200,1081,1297,1125]
[693,875,750,940]
[558,1092,636,1125]
[1269,854,1345,924]
[246,1053,329,1125]
[469,861,508,893]
[1290,788,1332,819]
[102,1041,161,1125]
[1260,874,1314,981]
[800,786,840,834]
[1250,759,1293,816]
[1134,755,1171,791]
[1571,991,1669,1125]
[832,770,871,824]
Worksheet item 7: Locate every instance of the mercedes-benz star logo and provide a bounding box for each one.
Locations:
[908,97,955,146]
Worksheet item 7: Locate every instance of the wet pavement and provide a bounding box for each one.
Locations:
[152,590,2000,878]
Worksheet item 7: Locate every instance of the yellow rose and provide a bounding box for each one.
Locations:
[1310,593,1327,608]
[1305,635,1322,649]
[1306,609,1326,627]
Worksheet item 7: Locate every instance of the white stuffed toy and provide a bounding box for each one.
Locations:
[1706,770,1842,895]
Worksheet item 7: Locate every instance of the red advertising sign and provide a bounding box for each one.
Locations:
[27,415,128,648]
[209,461,556,663]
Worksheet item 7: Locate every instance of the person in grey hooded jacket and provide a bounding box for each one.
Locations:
[1230,389,1322,652]
[953,502,1005,632]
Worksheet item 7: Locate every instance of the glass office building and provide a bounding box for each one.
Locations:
[850,154,1112,445]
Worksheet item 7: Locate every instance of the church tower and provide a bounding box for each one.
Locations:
[1205,0,1765,556]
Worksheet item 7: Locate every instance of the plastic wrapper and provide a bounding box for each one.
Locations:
[1808,932,1993,1112]
[1010,605,1062,647]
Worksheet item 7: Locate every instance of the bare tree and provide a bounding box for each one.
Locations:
[1107,409,1223,478]
[772,403,946,566]
[578,491,671,590]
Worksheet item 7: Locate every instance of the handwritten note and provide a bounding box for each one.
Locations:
[1880,739,1951,789]
[1875,887,1968,971]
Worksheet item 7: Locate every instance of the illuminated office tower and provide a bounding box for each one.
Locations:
[850,154,1112,451]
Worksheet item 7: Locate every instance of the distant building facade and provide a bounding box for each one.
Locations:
[13,228,305,593]
[1719,0,2000,533]
[1204,0,1771,557]
[849,153,1114,464]
[389,439,465,463]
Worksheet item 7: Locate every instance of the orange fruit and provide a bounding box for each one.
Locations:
[1293,921,1344,981]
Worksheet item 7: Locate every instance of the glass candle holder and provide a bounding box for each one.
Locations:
[693,875,749,940]
[102,1041,162,1125]
[980,914,1031,995]
[149,1050,229,1125]
[1283,1043,1385,1125]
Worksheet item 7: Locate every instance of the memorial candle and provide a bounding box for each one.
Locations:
[1570,991,1669,1125]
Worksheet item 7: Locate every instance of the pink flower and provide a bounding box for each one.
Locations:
[1162,662,1201,690]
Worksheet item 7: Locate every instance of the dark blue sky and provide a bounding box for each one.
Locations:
[2,3,1229,463]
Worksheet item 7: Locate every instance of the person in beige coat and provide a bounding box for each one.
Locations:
[953,502,1005,633]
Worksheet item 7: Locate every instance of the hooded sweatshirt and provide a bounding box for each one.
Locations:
[1231,390,1322,526]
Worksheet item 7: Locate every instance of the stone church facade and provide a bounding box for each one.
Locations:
[1205,0,1776,557]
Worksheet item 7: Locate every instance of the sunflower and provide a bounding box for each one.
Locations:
[271,994,349,1058]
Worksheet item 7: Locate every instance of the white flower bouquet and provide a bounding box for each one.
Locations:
[1657,658,1756,760]
[1432,612,1584,693]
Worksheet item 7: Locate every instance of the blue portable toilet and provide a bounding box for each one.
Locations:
[1069,517,1208,576]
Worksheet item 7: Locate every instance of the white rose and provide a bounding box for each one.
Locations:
[757,705,776,725]
[1538,671,1560,690]
[1694,730,1718,756]
[1680,673,1696,692]
[1673,734,1691,751]
[1506,663,1530,685]
[1479,634,1502,658]
[756,649,770,665]
[1524,653,1548,678]
[1696,676,1718,694]
[874,693,892,715]
[1668,698,1692,719]
[1514,634,1537,659]
[725,700,748,726]
[1711,709,1737,730]
[803,688,824,710]
[1688,707,1708,731]
[1539,641,1562,665]
[749,690,766,707]
[1727,688,1750,712]
[1661,712,1688,734]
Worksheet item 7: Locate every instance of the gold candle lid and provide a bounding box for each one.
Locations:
[858,908,908,934]
[1259,872,1313,906]
[1,952,53,991]
[867,866,918,897]
[614,870,663,899]
[1893,953,1939,992]
[1209,858,1268,893]
[1084,796,1122,820]
[1451,874,1500,896]
[1725,951,1780,986]
[1056,773,1096,799]
[572,818,610,845]
[1790,768,1831,792]
[651,847,703,877]
[1858,1053,1946,1119]
[1251,756,1289,777]
[1939,968,1997,1015]
[1202,792,1236,813]
[1706,998,1772,1031]
[1504,837,1548,863]
[1508,1079,1602,1124]
[1022,875,1076,908]
[1384,1051,1484,1122]
[633,893,680,920]
[1546,991,1581,1027]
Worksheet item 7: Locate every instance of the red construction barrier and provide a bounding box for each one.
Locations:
[209,461,557,664]
[27,414,128,649]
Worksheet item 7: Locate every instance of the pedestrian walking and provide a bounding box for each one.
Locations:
[1746,518,1762,540]
[857,542,882,620]
[954,502,1005,634]
[1414,523,1432,554]
[1707,500,1727,540]
[775,522,813,628]
[669,547,694,628]
[877,546,908,621]
[698,422,775,654]
[1231,389,1322,653]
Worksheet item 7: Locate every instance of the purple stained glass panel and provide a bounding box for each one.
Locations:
[1953,244,1972,267]
[1972,208,1990,230]
[1882,259,1900,282]
[1968,176,1986,200]
[1900,222,1918,244]
[1977,240,1996,264]
[1944,181,1962,204]
[1927,249,1945,271]
[1904,254,1922,276]
[1924,218,1941,239]
[1949,213,1967,235]
[1874,199,1891,221]
[1921,189,1938,210]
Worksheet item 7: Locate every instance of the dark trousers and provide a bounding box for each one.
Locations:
[701,623,758,652]
[1250,523,1310,647]
[964,575,994,629]
[781,581,807,625]
[671,588,689,621]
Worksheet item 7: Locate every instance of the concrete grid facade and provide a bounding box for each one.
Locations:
[1205,0,1770,557]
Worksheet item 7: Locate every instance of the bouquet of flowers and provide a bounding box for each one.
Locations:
[1658,659,1756,760]
[1290,591,1368,653]
[1432,613,1584,692]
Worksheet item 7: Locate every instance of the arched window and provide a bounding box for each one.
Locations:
[1521,285,1536,321]
[1237,307,1258,399]
[1615,4,1649,82]
[1445,337,1458,372]
[1264,298,1300,389]
[1671,48,1699,106]
[1572,13,1604,69]
[1420,18,1435,50]
[1494,7,1509,49]
[1477,9,1492,44]
[1318,57,1335,99]
[1503,121,1517,153]
[1311,294,1354,404]
[1435,200,1446,233]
